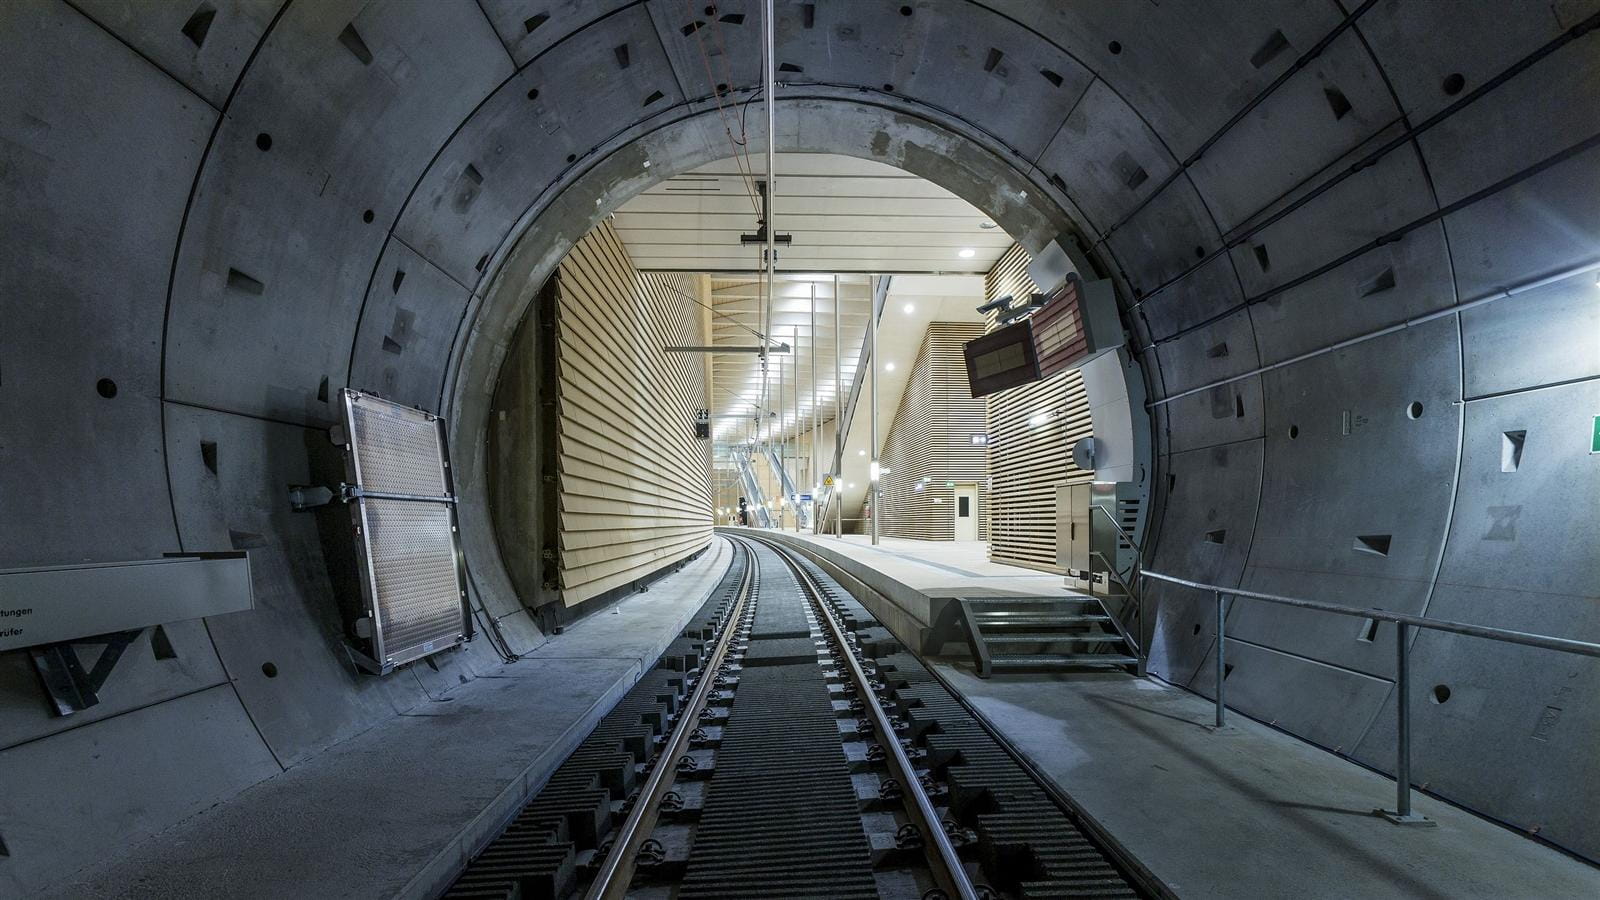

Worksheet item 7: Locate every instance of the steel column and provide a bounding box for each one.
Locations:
[833,274,842,538]
[869,278,879,546]
[777,331,785,529]
[810,284,818,533]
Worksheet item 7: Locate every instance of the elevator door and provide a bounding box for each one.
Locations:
[953,485,978,541]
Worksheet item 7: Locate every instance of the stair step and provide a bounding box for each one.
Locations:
[966,599,1095,611]
[990,654,1138,668]
[974,614,1111,627]
[983,633,1126,644]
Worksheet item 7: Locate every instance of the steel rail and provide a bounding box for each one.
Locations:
[584,542,756,900]
[759,536,980,900]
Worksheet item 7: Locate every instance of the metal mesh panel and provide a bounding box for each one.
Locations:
[348,396,448,496]
[362,499,463,664]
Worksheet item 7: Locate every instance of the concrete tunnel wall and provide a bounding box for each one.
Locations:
[2,0,1598,887]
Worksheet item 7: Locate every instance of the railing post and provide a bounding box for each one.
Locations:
[1378,621,1434,825]
[1213,590,1226,729]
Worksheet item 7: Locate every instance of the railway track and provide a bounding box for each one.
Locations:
[444,535,1150,900]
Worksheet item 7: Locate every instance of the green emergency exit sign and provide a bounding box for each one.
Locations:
[1592,415,1600,454]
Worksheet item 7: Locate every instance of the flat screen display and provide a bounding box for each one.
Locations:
[963,321,1041,398]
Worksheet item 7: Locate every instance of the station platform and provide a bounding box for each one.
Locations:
[744,529,1600,899]
[728,529,1075,653]
[41,539,735,900]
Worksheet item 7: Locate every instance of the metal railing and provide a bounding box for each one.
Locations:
[1140,569,1600,825]
[1089,505,1147,668]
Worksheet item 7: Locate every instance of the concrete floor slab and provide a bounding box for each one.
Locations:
[936,665,1600,899]
[41,538,733,900]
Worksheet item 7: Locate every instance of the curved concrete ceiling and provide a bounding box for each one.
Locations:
[5,0,1600,886]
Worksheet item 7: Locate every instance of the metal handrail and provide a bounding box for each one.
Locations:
[1089,504,1144,568]
[1089,505,1146,666]
[1091,550,1143,664]
[1142,571,1600,658]
[1140,568,1600,825]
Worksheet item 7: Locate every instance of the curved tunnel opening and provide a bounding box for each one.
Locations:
[452,96,1096,628]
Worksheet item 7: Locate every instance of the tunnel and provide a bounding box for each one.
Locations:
[3,1,1598,897]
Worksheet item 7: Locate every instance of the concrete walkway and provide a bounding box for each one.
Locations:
[44,539,733,900]
[939,666,1600,899]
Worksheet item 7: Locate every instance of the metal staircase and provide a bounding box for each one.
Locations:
[958,595,1140,678]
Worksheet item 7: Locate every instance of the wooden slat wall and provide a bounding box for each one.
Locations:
[984,244,1094,572]
[555,221,712,605]
[878,322,989,541]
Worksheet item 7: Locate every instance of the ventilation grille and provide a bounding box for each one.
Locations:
[348,397,449,497]
[341,389,466,671]
[361,499,465,665]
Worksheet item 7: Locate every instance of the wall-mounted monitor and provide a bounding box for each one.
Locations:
[1031,277,1091,378]
[963,320,1042,398]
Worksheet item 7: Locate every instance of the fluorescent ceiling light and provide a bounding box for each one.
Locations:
[903,303,915,314]
[884,362,895,372]
[958,248,976,258]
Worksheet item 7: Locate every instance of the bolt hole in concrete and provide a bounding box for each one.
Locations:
[1289,424,1299,439]
[1194,245,1205,258]
[1193,623,1202,636]
[96,377,117,398]
[883,83,895,91]
[526,87,539,100]
[900,4,913,15]
[1108,40,1123,54]
[362,208,374,223]
[566,153,576,163]
[1432,684,1451,704]
[1407,401,1424,419]
[255,132,271,151]
[261,662,279,678]
[1442,72,1466,95]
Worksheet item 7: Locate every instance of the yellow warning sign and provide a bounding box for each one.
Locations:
[822,475,835,487]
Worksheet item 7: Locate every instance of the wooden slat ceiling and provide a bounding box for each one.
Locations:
[613,153,1012,274]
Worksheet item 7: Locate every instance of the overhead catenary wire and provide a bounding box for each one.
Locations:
[684,0,763,215]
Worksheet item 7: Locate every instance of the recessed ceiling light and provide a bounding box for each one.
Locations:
[958,248,976,258]
[979,221,997,229]
[884,362,895,372]
[903,302,915,314]
[858,449,866,456]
